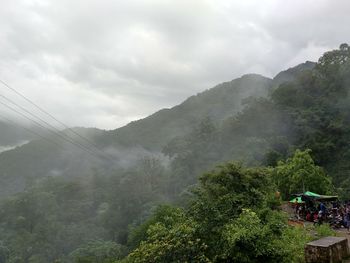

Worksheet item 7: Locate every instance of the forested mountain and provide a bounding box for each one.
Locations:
[273,61,316,87]
[0,72,284,197]
[3,44,350,262]
[105,73,272,150]
[0,62,314,198]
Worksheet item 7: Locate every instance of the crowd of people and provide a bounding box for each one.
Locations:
[294,201,350,230]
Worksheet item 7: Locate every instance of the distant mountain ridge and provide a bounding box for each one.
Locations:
[0,61,315,196]
[273,61,316,86]
[105,73,273,150]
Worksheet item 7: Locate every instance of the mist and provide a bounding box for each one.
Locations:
[0,140,28,153]
[0,1,350,262]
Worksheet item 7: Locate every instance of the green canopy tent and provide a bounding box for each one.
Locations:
[290,191,338,202]
[304,191,320,197]
[290,191,319,203]
[289,196,304,204]
[315,194,338,202]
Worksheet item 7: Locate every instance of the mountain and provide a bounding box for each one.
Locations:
[272,61,316,86]
[104,73,272,150]
[0,63,314,197]
[1,44,349,262]
[0,121,36,152]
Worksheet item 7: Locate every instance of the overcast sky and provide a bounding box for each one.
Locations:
[0,0,349,130]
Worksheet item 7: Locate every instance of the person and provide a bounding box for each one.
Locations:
[298,205,304,220]
[301,205,306,219]
[320,202,326,214]
[318,209,324,225]
[342,211,348,230]
[313,211,319,224]
[306,210,312,222]
[346,206,350,232]
[295,204,299,219]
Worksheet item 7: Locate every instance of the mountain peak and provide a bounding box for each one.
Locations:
[240,73,272,80]
[273,61,316,86]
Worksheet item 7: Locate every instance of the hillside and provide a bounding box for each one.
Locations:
[104,73,273,150]
[0,73,277,196]
[0,63,315,197]
[104,62,315,151]
[273,61,316,87]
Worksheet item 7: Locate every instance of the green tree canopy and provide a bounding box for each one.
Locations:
[124,160,317,263]
[69,240,126,263]
[273,149,333,199]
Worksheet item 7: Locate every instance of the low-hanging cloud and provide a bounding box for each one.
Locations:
[0,0,349,129]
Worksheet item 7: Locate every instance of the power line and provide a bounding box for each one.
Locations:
[0,93,109,160]
[0,99,103,159]
[0,79,107,155]
[0,79,114,162]
[0,113,64,149]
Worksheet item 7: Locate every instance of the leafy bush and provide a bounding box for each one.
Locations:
[127,219,210,263]
[275,226,313,263]
[315,224,336,238]
[273,149,333,199]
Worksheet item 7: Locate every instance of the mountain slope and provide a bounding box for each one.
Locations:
[0,62,314,197]
[273,61,316,86]
[104,74,272,150]
[1,43,350,263]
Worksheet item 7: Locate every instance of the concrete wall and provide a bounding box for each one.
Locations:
[305,236,349,263]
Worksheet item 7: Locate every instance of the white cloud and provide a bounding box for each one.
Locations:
[0,0,348,129]
[0,140,29,153]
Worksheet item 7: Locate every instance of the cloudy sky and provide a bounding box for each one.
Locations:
[0,0,349,130]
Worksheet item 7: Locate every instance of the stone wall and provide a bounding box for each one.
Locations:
[305,236,349,263]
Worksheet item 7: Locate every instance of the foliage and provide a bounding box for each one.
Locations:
[189,162,275,256]
[127,219,209,263]
[127,205,183,250]
[0,178,108,262]
[0,156,168,263]
[315,224,336,238]
[1,44,350,262]
[125,162,318,263]
[273,149,333,199]
[274,226,313,263]
[69,240,126,263]
[220,209,286,262]
[0,242,9,263]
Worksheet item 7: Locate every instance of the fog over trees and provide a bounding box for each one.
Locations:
[0,44,349,262]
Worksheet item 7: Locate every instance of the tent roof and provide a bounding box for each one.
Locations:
[304,191,320,197]
[289,197,305,203]
[291,191,338,202]
[316,195,339,202]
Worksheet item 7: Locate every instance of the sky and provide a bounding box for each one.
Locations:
[0,0,349,130]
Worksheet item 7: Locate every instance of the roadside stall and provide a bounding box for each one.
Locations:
[289,191,340,226]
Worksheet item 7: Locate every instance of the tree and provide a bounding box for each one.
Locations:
[126,210,209,263]
[220,209,289,263]
[191,162,274,222]
[127,205,183,250]
[69,240,126,263]
[273,149,333,199]
[188,162,276,258]
[125,162,314,263]
[0,242,9,263]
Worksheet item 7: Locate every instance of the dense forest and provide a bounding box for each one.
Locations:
[0,44,349,262]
